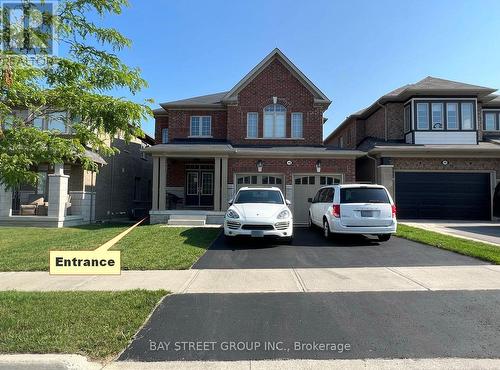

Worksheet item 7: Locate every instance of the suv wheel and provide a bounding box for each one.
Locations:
[323,220,330,239]
[308,214,313,229]
[378,234,391,242]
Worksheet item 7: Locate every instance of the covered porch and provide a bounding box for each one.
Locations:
[0,150,105,227]
[148,144,233,225]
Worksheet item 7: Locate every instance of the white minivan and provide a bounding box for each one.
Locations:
[308,184,397,241]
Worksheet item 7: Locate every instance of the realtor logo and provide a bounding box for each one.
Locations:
[1,0,57,60]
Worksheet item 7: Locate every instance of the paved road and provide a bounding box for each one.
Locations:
[119,290,500,361]
[193,227,486,269]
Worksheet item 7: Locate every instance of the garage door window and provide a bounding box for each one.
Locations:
[295,176,315,185]
[320,176,340,185]
[237,176,258,185]
[262,176,282,185]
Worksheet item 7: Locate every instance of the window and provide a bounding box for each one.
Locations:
[446,103,458,129]
[161,128,169,143]
[340,187,390,204]
[291,112,303,138]
[247,112,258,138]
[484,112,497,131]
[190,116,211,137]
[431,103,443,130]
[263,104,286,138]
[404,105,411,132]
[47,112,67,132]
[416,103,429,130]
[339,136,344,148]
[461,102,474,129]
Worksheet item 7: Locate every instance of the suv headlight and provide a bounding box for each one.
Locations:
[277,210,290,219]
[226,209,240,219]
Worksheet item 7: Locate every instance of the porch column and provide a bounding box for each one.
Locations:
[158,157,167,211]
[377,165,394,198]
[221,157,228,211]
[214,157,221,211]
[0,183,12,217]
[151,157,159,211]
[48,164,69,219]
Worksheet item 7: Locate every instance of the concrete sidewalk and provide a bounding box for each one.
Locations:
[402,221,500,246]
[1,355,500,370]
[1,265,499,293]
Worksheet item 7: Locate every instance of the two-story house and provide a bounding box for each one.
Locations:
[0,112,154,227]
[147,49,362,225]
[324,77,500,220]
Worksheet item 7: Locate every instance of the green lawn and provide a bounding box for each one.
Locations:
[0,290,166,360]
[0,224,220,271]
[397,224,500,264]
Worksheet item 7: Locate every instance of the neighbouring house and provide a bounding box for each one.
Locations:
[324,77,500,221]
[147,48,362,225]
[0,112,154,227]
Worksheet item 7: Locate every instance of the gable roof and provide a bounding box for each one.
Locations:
[160,91,228,109]
[222,48,331,104]
[324,76,497,143]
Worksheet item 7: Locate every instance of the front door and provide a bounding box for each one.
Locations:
[185,170,214,207]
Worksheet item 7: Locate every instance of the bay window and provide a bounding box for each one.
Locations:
[416,103,429,129]
[431,103,443,130]
[461,102,474,129]
[446,103,458,129]
[404,105,411,132]
[263,104,286,138]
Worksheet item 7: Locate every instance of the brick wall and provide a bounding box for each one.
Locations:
[227,158,356,184]
[392,157,500,175]
[228,59,327,145]
[154,116,168,144]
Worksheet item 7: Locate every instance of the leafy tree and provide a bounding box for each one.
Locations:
[0,0,152,188]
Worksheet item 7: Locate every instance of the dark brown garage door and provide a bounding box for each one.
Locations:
[395,172,491,220]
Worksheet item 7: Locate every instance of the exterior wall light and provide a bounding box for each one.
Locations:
[442,160,449,166]
[257,160,263,172]
[316,160,321,173]
[286,160,293,166]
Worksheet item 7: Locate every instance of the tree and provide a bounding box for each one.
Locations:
[0,0,152,188]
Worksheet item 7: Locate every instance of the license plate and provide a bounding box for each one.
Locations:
[251,230,265,237]
[361,210,373,217]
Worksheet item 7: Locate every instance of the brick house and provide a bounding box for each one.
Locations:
[324,77,500,220]
[148,49,362,225]
[0,114,154,227]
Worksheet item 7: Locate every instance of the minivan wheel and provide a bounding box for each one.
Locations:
[378,234,391,242]
[323,220,330,239]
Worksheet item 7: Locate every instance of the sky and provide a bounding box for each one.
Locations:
[94,0,500,137]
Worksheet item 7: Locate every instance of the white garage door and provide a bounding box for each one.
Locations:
[293,174,342,224]
[235,174,285,192]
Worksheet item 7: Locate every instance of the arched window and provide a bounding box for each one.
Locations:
[263,104,286,138]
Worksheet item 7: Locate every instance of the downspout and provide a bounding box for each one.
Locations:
[89,170,95,224]
[366,153,378,184]
[377,102,388,141]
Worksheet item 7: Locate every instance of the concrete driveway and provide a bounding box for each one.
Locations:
[402,221,500,246]
[193,227,486,269]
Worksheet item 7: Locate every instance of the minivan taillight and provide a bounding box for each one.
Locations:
[332,204,341,218]
[391,204,397,219]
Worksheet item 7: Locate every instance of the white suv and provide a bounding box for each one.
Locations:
[308,184,397,241]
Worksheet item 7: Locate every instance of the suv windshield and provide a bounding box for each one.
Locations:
[340,187,390,204]
[235,190,284,204]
